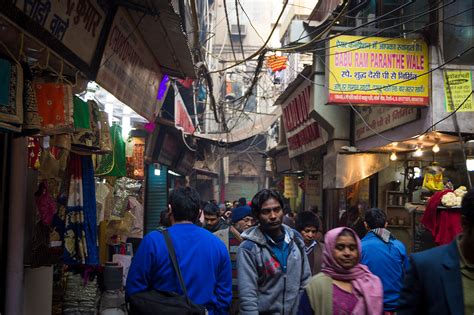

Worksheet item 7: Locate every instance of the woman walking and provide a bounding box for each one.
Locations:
[298,227,383,315]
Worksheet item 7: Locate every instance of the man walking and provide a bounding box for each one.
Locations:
[237,189,311,314]
[360,208,408,314]
[214,205,256,314]
[398,189,474,314]
[126,187,232,314]
[204,202,229,233]
[295,211,325,275]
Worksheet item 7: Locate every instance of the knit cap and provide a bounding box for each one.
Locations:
[232,205,252,223]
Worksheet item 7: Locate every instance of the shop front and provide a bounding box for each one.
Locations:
[0,1,195,314]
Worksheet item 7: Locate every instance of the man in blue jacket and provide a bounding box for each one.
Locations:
[398,189,474,315]
[126,187,232,314]
[361,208,408,314]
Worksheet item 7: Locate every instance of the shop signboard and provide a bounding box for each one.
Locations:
[443,70,474,112]
[328,35,429,106]
[306,174,321,197]
[281,84,325,158]
[175,89,196,134]
[355,107,418,141]
[2,0,110,77]
[96,7,162,122]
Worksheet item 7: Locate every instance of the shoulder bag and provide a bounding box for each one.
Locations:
[128,229,207,315]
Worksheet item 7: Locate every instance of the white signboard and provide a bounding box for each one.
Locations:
[14,0,106,65]
[96,7,162,121]
[355,107,418,141]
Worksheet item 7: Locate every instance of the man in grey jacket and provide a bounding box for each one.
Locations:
[237,189,311,315]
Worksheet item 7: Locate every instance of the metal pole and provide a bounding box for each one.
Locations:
[5,136,28,315]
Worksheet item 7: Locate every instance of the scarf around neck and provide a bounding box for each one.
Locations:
[321,227,383,315]
[370,228,393,243]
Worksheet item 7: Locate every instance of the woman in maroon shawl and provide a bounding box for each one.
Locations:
[298,227,383,315]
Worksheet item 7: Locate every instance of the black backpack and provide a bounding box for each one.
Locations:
[128,230,207,315]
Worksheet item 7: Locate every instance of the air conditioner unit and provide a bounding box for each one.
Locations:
[230,24,246,36]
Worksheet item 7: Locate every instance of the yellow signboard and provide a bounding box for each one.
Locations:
[443,71,474,112]
[328,36,429,106]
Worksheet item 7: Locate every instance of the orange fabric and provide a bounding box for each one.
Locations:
[35,83,66,126]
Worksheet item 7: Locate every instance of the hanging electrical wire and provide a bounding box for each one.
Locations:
[223,0,238,61]
[307,6,473,58]
[275,0,425,52]
[235,0,245,59]
[207,0,289,74]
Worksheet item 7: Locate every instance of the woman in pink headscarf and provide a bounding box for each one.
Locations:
[298,227,383,315]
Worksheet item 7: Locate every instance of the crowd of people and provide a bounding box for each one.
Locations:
[125,186,474,314]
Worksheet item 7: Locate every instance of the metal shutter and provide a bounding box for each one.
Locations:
[145,164,168,234]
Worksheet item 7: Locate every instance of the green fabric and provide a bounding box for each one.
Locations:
[457,237,474,315]
[95,124,126,177]
[305,272,333,315]
[73,96,90,129]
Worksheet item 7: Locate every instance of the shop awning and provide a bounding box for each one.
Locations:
[323,152,390,189]
[124,1,196,79]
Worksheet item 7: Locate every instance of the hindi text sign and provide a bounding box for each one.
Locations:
[443,70,474,112]
[355,107,418,141]
[328,36,429,106]
[14,0,106,66]
[96,8,162,122]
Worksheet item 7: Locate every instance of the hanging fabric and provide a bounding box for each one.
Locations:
[21,62,40,133]
[63,153,99,265]
[35,82,74,135]
[71,99,100,153]
[0,57,24,130]
[95,124,126,177]
[98,111,112,153]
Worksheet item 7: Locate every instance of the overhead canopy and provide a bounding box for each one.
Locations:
[323,152,390,189]
[121,0,196,79]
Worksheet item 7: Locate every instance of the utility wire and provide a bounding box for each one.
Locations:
[302,0,457,54]
[223,0,238,61]
[237,0,266,43]
[207,0,289,74]
[306,6,473,58]
[289,0,445,45]
[275,0,424,52]
[235,0,245,59]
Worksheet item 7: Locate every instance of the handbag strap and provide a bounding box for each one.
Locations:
[162,229,191,303]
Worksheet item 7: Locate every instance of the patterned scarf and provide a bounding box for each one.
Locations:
[370,228,393,243]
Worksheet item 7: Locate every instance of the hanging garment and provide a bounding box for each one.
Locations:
[95,125,126,177]
[72,99,100,153]
[35,82,74,135]
[21,62,40,133]
[35,181,57,226]
[127,197,144,239]
[98,111,112,153]
[132,142,145,179]
[0,58,24,130]
[421,190,463,245]
[95,181,114,224]
[63,153,99,265]
[73,96,91,130]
